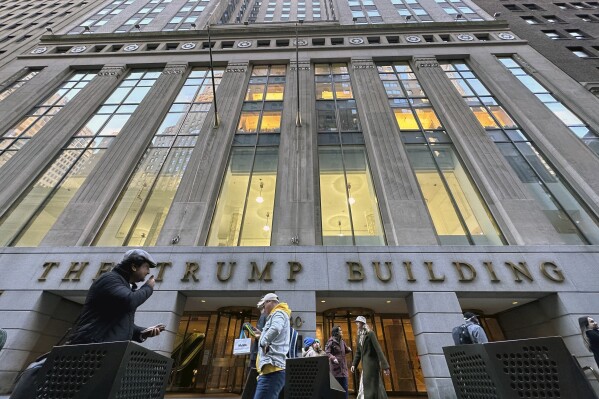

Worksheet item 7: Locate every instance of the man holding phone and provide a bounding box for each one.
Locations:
[67,249,165,345]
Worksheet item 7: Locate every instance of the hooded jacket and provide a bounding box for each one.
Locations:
[67,266,153,344]
[257,302,291,371]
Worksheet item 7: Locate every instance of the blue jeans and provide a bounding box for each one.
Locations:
[335,376,348,399]
[253,370,286,399]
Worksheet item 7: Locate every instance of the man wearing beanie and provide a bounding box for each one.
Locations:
[66,249,165,345]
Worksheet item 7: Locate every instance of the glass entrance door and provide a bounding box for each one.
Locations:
[170,307,260,393]
[318,308,426,396]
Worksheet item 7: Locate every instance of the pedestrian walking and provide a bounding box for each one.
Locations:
[351,316,390,399]
[254,293,291,399]
[452,312,489,345]
[579,316,599,368]
[325,325,352,398]
[66,249,165,344]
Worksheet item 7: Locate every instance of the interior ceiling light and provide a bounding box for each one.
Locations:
[263,212,270,231]
[256,179,264,203]
[321,300,326,303]
[348,183,356,205]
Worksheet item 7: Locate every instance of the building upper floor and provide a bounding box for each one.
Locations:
[1,23,599,249]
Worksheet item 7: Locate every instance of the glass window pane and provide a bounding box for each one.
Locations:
[489,106,518,129]
[339,107,360,131]
[471,107,499,128]
[406,145,469,245]
[98,114,131,136]
[237,111,260,133]
[317,106,337,132]
[415,108,442,129]
[239,147,278,246]
[13,150,104,247]
[334,82,353,99]
[207,148,254,246]
[316,82,334,100]
[259,111,281,133]
[245,84,265,101]
[265,84,285,101]
[394,108,419,130]
[546,103,584,126]
[319,146,353,245]
[344,147,385,245]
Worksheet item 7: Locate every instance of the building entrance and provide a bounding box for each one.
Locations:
[317,308,427,396]
[169,307,260,394]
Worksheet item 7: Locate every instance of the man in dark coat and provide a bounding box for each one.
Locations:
[325,325,352,398]
[67,249,164,344]
[351,316,390,399]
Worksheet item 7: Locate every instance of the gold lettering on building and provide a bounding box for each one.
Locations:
[505,262,533,282]
[372,262,392,282]
[249,261,273,282]
[39,262,60,281]
[288,262,302,281]
[217,262,236,282]
[62,262,89,282]
[403,261,417,282]
[181,262,200,282]
[540,261,564,282]
[155,262,172,282]
[483,261,501,282]
[94,262,114,280]
[425,261,445,282]
[347,262,365,281]
[453,262,476,282]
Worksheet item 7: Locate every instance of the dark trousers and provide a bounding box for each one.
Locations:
[335,376,348,399]
[254,370,286,399]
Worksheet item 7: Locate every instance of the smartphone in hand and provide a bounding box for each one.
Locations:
[142,324,166,334]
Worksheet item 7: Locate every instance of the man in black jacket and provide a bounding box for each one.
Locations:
[67,249,164,344]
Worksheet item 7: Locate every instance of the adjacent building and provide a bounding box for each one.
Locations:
[470,0,599,95]
[1,0,599,398]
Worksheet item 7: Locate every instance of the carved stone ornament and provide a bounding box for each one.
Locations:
[98,66,126,77]
[181,42,196,50]
[457,34,474,41]
[352,59,375,69]
[415,58,439,69]
[405,35,422,43]
[123,44,140,52]
[498,32,516,40]
[293,39,308,46]
[31,47,48,54]
[349,37,364,45]
[70,46,87,53]
[164,65,186,74]
[237,40,252,48]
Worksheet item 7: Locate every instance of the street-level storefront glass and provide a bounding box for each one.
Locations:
[170,308,260,394]
[317,308,427,396]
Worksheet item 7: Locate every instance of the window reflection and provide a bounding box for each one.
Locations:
[379,62,505,245]
[444,60,599,244]
[316,63,385,245]
[0,72,97,166]
[0,70,162,247]
[94,68,222,246]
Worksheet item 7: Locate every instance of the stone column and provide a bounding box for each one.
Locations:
[275,290,317,341]
[0,291,77,394]
[271,59,318,246]
[157,62,250,246]
[412,56,565,245]
[41,63,190,246]
[350,58,437,245]
[0,65,72,134]
[135,290,186,357]
[407,292,463,399]
[0,65,127,217]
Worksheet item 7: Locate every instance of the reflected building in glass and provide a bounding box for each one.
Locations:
[1,0,599,397]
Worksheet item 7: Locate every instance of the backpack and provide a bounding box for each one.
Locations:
[452,324,473,345]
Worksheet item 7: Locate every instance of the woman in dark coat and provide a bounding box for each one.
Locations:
[325,325,352,398]
[351,316,390,399]
[579,316,599,367]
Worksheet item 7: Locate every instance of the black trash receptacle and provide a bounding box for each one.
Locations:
[33,341,172,399]
[443,336,598,399]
